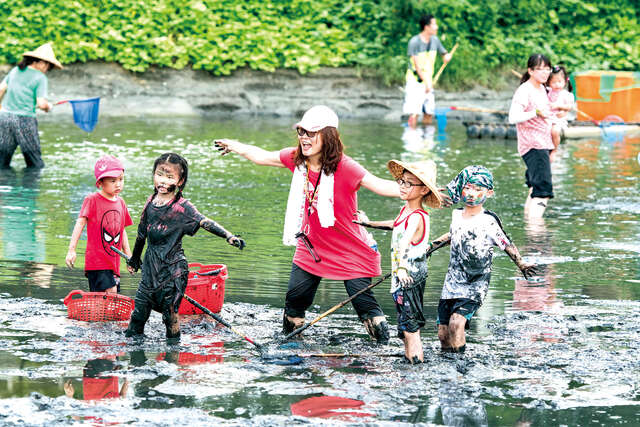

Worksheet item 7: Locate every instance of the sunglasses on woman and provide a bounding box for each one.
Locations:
[296,127,318,138]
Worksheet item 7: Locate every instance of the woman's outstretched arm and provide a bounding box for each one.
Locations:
[360,172,401,198]
[214,139,285,168]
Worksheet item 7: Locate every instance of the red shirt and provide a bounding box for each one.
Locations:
[79,192,133,275]
[280,148,381,280]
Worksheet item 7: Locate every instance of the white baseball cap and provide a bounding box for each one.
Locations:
[293,105,339,131]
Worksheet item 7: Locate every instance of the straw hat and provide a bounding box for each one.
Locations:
[387,159,443,208]
[22,43,63,69]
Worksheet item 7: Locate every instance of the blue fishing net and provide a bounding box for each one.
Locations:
[69,97,100,132]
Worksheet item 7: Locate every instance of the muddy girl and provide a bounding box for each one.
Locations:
[430,166,538,353]
[125,153,245,340]
[215,105,401,344]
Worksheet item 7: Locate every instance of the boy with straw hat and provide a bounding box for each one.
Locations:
[354,159,442,364]
[0,43,62,168]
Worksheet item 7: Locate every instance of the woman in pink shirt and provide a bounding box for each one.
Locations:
[214,105,400,344]
[508,54,554,219]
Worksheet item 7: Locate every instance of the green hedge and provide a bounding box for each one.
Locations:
[1,0,638,88]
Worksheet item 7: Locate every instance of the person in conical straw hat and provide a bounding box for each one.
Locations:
[0,43,63,168]
[353,159,442,363]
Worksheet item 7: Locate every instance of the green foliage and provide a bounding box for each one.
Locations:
[0,0,638,87]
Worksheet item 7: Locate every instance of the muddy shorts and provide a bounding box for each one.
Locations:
[126,263,188,338]
[0,112,44,168]
[392,279,426,338]
[436,298,481,329]
[86,269,120,292]
[284,263,384,321]
[522,148,553,199]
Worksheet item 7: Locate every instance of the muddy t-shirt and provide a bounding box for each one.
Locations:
[441,208,510,303]
[137,197,205,287]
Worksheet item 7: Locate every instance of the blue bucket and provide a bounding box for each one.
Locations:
[69,97,101,132]
[435,107,450,133]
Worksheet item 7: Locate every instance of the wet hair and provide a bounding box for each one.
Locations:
[17,56,51,72]
[293,126,344,175]
[547,65,573,92]
[520,53,552,84]
[419,14,435,31]
[151,152,189,206]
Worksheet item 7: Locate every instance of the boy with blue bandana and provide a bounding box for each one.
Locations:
[429,166,538,353]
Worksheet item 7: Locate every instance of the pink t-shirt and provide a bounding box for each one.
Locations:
[280,147,381,280]
[511,81,554,156]
[79,192,133,275]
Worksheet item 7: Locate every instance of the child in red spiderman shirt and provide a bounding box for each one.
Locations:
[66,155,132,293]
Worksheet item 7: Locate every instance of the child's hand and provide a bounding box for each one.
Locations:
[397,268,414,287]
[437,187,453,207]
[127,265,136,275]
[127,256,141,273]
[352,210,370,226]
[65,249,76,269]
[227,235,246,250]
[517,261,541,280]
[63,380,75,398]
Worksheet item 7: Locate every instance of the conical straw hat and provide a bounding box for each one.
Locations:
[387,159,443,208]
[22,43,63,69]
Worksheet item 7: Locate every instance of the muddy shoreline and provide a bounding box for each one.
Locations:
[0,62,513,120]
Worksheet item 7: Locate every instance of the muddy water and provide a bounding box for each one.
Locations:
[0,116,639,425]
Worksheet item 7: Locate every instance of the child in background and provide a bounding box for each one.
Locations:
[508,53,555,219]
[354,160,442,364]
[429,166,538,353]
[125,153,245,340]
[66,155,132,293]
[546,65,575,161]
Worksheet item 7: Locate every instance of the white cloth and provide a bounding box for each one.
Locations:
[283,163,335,246]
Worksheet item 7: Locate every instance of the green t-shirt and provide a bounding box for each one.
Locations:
[1,66,48,117]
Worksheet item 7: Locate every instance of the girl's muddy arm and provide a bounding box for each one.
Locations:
[426,233,451,257]
[214,139,285,168]
[504,244,539,279]
[201,218,246,250]
[128,219,148,272]
[352,210,393,230]
[66,217,87,268]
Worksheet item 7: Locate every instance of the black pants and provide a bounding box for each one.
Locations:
[523,148,554,199]
[284,263,384,321]
[126,263,188,338]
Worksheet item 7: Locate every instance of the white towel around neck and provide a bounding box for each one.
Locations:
[283,164,335,246]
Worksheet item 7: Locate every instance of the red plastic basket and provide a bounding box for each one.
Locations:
[178,263,227,315]
[63,290,135,322]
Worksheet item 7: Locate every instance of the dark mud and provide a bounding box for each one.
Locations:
[0,288,639,425]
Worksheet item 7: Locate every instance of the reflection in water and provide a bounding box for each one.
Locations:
[0,168,54,287]
[156,341,225,365]
[290,395,373,421]
[512,218,562,314]
[64,355,128,401]
[401,125,436,153]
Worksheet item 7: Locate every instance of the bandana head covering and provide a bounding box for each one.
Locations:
[446,165,494,204]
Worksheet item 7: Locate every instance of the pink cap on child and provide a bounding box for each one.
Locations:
[94,155,124,187]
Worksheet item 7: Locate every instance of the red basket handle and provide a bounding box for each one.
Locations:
[63,290,85,306]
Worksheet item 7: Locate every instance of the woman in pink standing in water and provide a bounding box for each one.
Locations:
[214,105,400,344]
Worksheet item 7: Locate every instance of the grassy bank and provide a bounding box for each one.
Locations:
[1,0,638,89]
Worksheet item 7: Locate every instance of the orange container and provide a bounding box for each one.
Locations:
[178,263,227,315]
[63,290,135,322]
[573,71,640,122]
